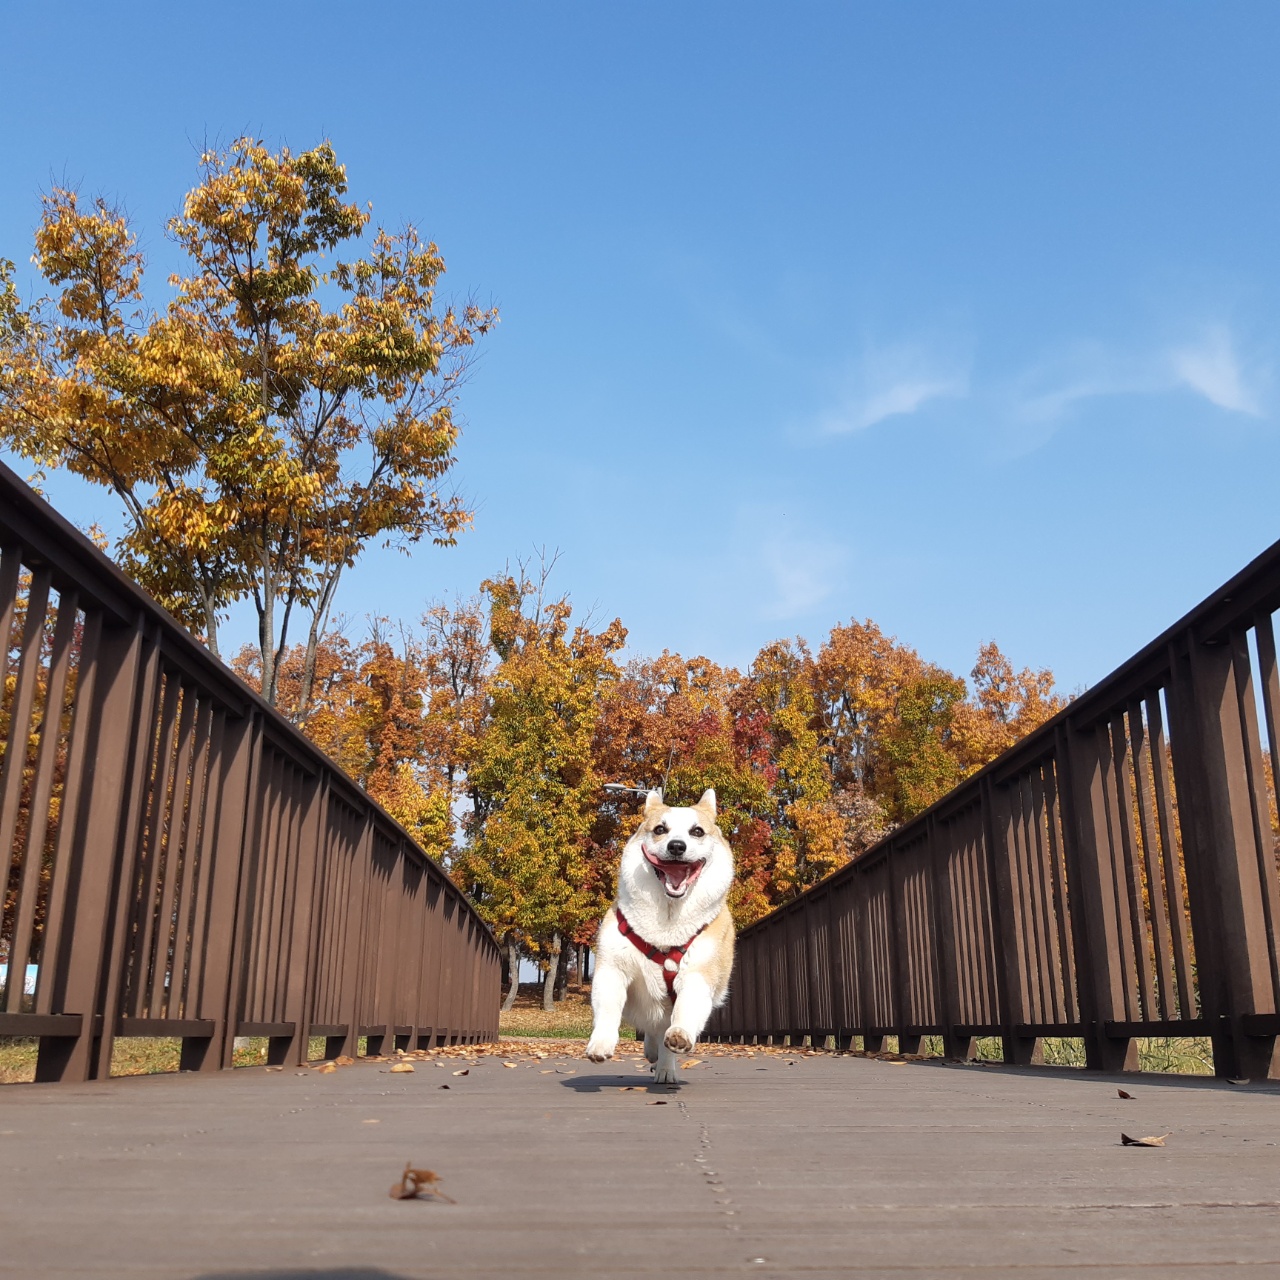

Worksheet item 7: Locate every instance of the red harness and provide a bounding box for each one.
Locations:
[615,907,708,999]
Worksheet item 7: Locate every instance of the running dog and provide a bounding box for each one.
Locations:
[585,788,735,1084]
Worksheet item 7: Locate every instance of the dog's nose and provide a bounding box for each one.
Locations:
[666,839,687,857]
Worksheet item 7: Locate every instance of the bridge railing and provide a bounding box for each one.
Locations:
[0,462,500,1083]
[707,539,1280,1080]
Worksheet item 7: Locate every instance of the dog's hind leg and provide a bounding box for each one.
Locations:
[585,963,627,1062]
[642,1027,660,1063]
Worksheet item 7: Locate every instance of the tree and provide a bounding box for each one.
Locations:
[0,139,497,706]
[453,568,625,1010]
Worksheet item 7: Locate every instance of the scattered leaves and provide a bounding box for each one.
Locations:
[1121,1133,1171,1147]
[389,1164,455,1203]
[389,1062,415,1074]
[335,1056,356,1067]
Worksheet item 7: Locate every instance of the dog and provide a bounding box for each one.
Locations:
[585,788,735,1083]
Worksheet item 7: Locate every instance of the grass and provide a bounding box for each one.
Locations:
[0,1034,340,1085]
[498,986,597,1040]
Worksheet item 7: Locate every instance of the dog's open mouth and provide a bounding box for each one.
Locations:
[642,845,706,898]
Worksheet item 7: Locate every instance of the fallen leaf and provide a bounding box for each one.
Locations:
[363,1119,380,1124]
[452,1069,469,1077]
[316,1062,338,1074]
[618,1086,643,1092]
[389,1062,415,1074]
[389,1163,455,1203]
[540,1069,556,1074]
[680,1059,702,1069]
[1117,1089,1135,1100]
[649,1100,668,1106]
[1121,1132,1171,1147]
[502,1062,518,1069]
[438,1085,450,1090]
[335,1055,355,1066]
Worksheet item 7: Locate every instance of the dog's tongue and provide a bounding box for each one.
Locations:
[660,861,697,889]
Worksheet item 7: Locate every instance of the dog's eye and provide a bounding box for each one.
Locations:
[689,826,705,838]
[653,823,668,836]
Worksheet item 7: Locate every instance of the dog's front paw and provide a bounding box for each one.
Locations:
[653,1061,678,1084]
[584,1036,617,1062]
[663,1026,695,1053]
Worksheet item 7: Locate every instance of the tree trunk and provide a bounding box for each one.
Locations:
[501,940,520,1012]
[542,932,561,1012]
[583,946,591,986]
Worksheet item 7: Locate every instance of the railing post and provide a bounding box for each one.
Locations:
[33,618,147,1083]
[184,709,258,1072]
[269,773,327,1067]
[929,815,975,1060]
[1171,634,1279,1080]
[982,777,1042,1065]
[1063,719,1139,1071]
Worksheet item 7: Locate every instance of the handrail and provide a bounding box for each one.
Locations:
[0,460,499,1081]
[708,536,1280,1080]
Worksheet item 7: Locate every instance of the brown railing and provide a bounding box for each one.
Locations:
[0,462,500,1083]
[708,538,1280,1080]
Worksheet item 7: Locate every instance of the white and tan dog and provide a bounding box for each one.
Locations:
[586,788,735,1083]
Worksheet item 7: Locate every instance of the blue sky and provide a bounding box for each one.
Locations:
[4,2,1280,693]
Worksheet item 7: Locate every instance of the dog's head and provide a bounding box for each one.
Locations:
[621,788,733,906]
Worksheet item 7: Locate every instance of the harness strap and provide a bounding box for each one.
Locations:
[615,907,708,998]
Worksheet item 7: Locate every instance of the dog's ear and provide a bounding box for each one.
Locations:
[643,789,665,817]
[696,788,717,818]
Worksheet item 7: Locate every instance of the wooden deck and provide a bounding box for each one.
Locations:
[3,1041,1280,1278]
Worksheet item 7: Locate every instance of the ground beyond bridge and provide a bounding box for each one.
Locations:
[4,1039,1279,1279]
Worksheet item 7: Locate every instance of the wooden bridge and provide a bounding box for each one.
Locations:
[3,461,1280,1277]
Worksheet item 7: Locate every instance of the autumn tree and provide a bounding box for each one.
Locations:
[0,139,496,706]
[453,568,625,1010]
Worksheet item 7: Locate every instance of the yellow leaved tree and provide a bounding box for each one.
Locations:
[0,138,496,708]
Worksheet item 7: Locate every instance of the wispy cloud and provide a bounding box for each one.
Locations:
[1168,326,1263,415]
[817,341,971,435]
[755,530,848,620]
[1007,325,1268,431]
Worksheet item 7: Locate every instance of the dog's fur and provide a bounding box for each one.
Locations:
[585,788,735,1083]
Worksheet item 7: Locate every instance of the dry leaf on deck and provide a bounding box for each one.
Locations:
[390,1062,415,1074]
[1117,1089,1135,1100]
[502,1062,518,1069]
[438,1084,450,1090]
[389,1163,455,1203]
[1121,1132,1171,1147]
[452,1069,470,1076]
[680,1059,702,1069]
[649,1100,668,1106]
[618,1086,643,1092]
[316,1062,338,1074]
